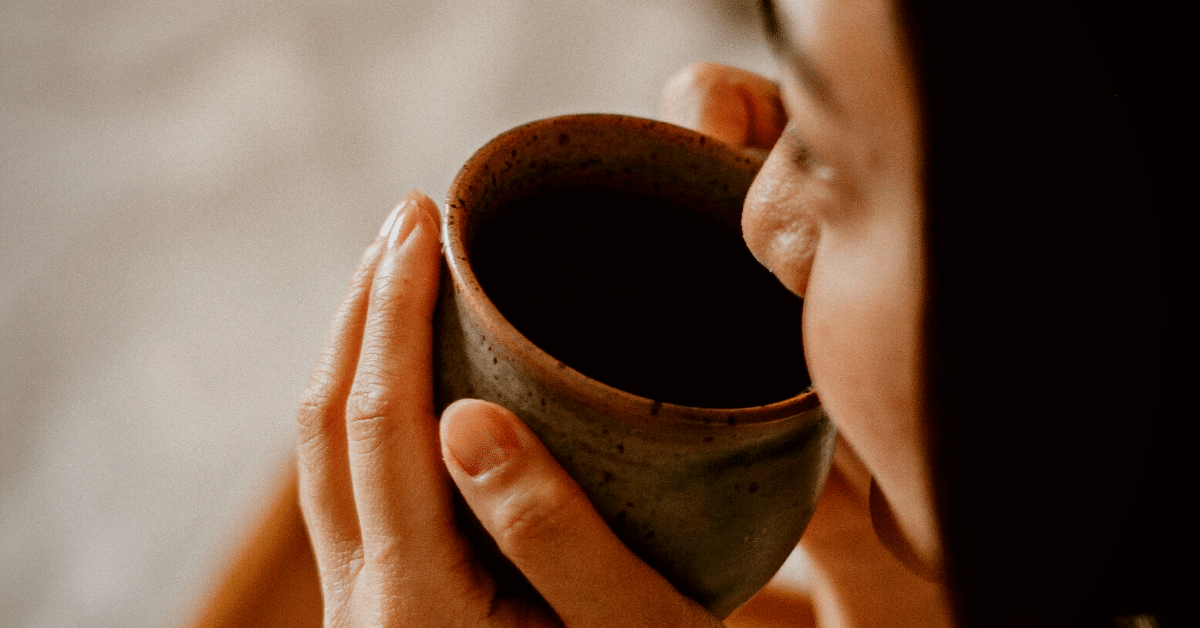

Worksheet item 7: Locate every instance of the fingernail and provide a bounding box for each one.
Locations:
[445,402,523,477]
[379,201,406,238]
[386,198,419,249]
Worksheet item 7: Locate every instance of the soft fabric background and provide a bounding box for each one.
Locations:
[0,1,782,626]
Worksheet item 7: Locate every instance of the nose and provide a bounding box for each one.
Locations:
[740,140,819,298]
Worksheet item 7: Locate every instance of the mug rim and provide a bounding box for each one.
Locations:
[442,113,820,426]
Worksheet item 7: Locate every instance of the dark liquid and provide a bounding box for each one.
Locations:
[471,185,807,409]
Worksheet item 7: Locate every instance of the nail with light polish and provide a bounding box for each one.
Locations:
[387,198,420,249]
[379,202,406,238]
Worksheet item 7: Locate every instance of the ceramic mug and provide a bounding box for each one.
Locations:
[432,114,835,618]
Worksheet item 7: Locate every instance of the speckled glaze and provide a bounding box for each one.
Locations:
[433,114,835,618]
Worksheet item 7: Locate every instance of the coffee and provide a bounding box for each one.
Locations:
[470,184,807,409]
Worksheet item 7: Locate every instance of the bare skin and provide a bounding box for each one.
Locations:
[296,191,722,627]
[662,56,952,628]
[296,0,954,625]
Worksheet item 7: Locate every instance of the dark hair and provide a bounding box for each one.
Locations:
[903,1,1176,624]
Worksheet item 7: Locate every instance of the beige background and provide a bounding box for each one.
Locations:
[0,1,780,626]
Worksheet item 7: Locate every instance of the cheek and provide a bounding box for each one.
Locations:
[803,242,879,425]
[800,229,923,480]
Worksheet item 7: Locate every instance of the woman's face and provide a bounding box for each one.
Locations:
[743,0,939,565]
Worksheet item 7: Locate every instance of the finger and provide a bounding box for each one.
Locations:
[297,206,400,579]
[342,191,457,565]
[661,62,787,150]
[441,400,724,628]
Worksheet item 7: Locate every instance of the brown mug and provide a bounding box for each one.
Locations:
[432,114,834,618]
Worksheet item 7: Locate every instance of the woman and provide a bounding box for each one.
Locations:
[294,0,1168,625]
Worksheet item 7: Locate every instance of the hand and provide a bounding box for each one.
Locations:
[296,190,722,627]
[662,63,953,627]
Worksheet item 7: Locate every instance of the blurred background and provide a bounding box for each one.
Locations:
[0,1,776,626]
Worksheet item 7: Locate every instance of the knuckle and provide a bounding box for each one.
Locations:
[343,376,405,454]
[676,61,723,85]
[344,405,395,454]
[296,367,342,445]
[345,348,393,409]
[667,62,735,97]
[492,478,585,560]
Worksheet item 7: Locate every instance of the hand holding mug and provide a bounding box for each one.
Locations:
[296,62,832,628]
[295,190,723,627]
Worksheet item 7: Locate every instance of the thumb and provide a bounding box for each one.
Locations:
[440,399,723,628]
